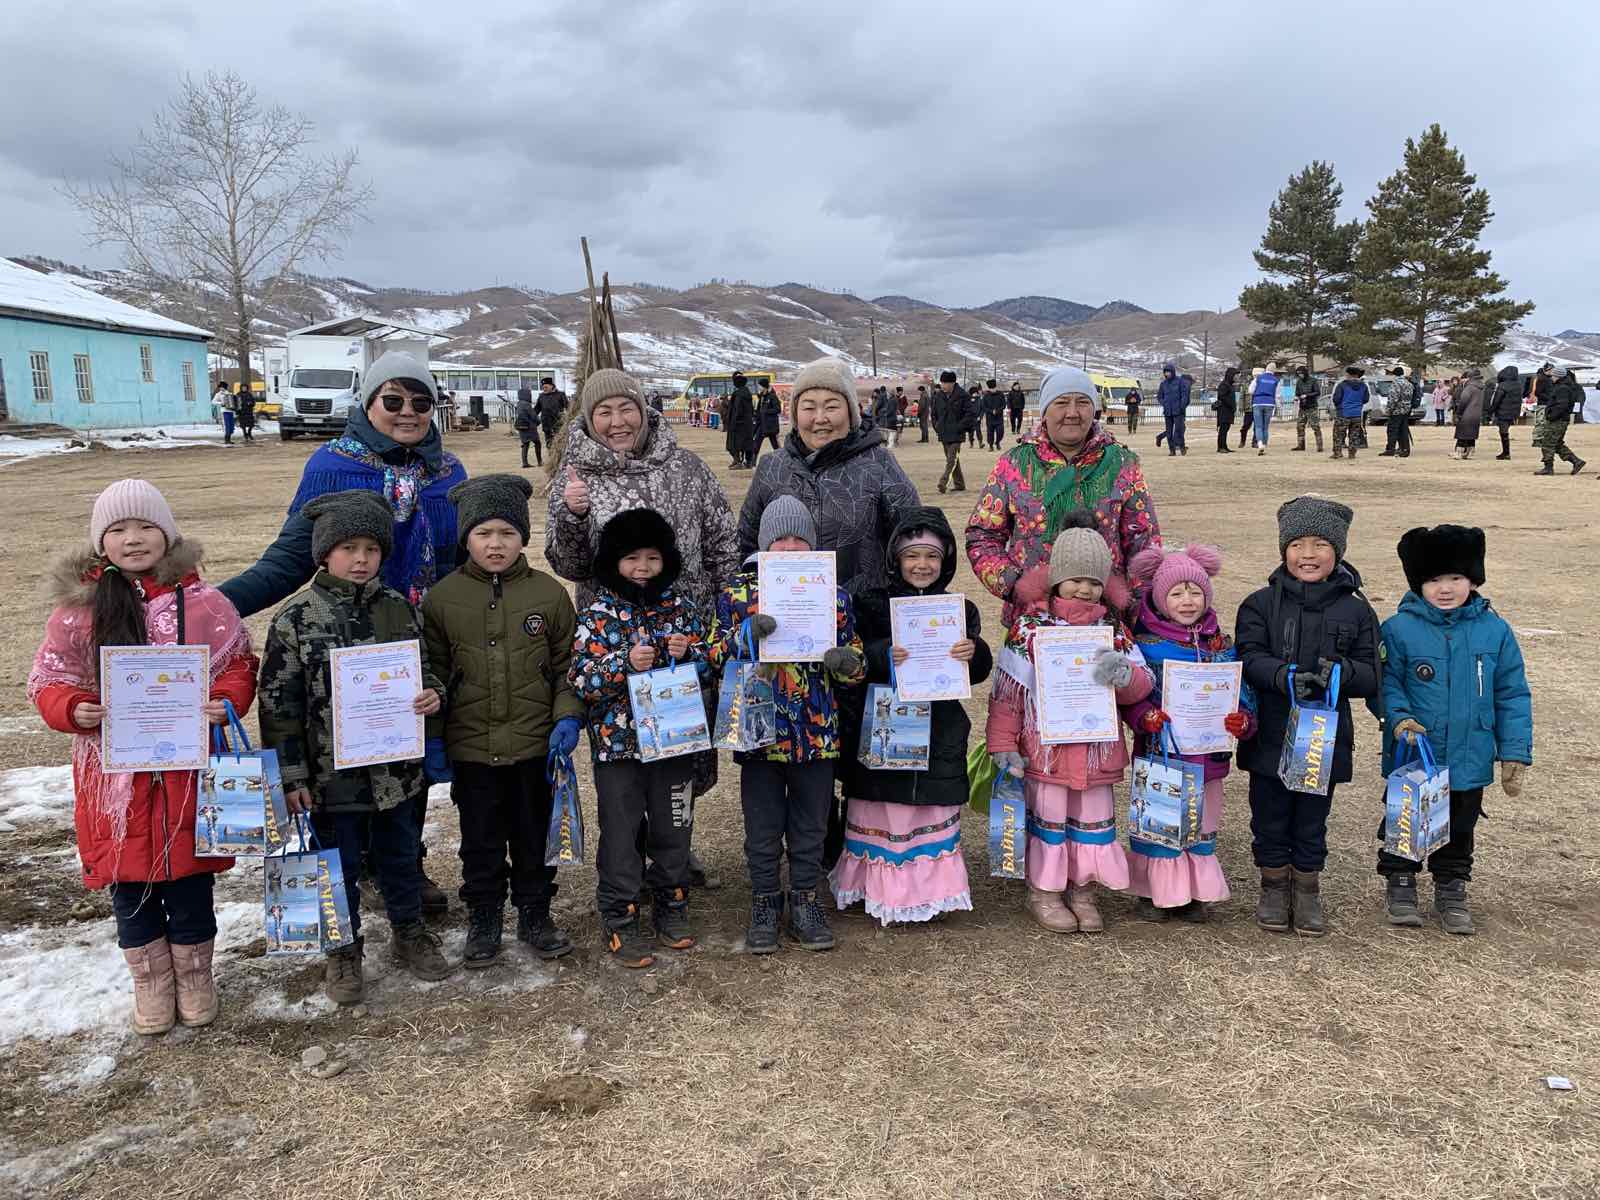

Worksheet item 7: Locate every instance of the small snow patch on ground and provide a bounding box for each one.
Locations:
[0,765,74,832]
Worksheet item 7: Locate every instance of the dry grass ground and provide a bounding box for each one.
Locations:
[1,417,1597,1199]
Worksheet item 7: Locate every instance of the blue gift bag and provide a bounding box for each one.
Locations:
[263,815,353,958]
[987,770,1026,879]
[1383,734,1451,861]
[196,700,290,857]
[1128,728,1206,851]
[857,661,931,771]
[712,619,776,752]
[545,751,585,867]
[629,659,711,763]
[1277,663,1341,796]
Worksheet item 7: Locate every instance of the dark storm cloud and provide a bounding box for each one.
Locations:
[3,0,1597,328]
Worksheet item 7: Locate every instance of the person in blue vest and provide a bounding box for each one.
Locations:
[1249,364,1280,456]
[1374,525,1531,935]
[1155,362,1190,456]
[219,351,467,916]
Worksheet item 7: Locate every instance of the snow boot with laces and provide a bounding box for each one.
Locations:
[604,905,656,969]
[652,888,696,950]
[124,938,177,1035]
[324,939,365,1005]
[1434,878,1476,936]
[1385,873,1423,927]
[464,905,503,968]
[787,889,835,951]
[392,921,453,980]
[517,905,573,960]
[747,891,784,954]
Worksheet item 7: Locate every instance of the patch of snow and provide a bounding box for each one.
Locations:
[0,259,211,338]
[0,423,244,465]
[765,294,830,322]
[0,765,74,832]
[548,327,581,351]
[609,292,647,312]
[393,306,472,334]
[0,1115,258,1195]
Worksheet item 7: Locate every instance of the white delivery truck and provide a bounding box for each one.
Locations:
[277,318,433,441]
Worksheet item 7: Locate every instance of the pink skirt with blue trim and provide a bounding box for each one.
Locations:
[829,799,972,926]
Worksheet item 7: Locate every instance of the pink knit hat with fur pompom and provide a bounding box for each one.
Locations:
[1129,543,1222,618]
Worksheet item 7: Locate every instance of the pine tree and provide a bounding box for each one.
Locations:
[1238,162,1361,371]
[1349,124,1532,373]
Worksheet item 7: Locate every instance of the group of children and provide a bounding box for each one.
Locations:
[31,456,1535,1032]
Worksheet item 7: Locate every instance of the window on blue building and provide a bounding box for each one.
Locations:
[29,352,51,403]
[139,343,154,383]
[73,354,94,404]
[182,361,196,404]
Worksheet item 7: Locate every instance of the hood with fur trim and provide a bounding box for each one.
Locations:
[593,509,682,604]
[45,539,206,609]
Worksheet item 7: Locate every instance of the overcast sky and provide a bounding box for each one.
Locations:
[3,0,1596,329]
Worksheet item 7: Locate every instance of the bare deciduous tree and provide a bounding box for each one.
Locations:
[66,71,371,390]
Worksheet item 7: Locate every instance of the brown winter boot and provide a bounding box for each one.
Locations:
[1065,885,1105,933]
[170,938,219,1027]
[1256,866,1292,932]
[1291,869,1327,937]
[1025,886,1078,933]
[124,938,177,1035]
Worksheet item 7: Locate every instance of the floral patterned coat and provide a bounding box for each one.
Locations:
[707,567,865,764]
[569,585,712,762]
[964,423,1160,627]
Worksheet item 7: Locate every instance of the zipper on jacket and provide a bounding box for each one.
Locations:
[159,773,173,880]
[1477,657,1483,698]
[493,573,503,601]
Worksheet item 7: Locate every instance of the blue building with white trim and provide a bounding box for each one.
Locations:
[0,259,211,429]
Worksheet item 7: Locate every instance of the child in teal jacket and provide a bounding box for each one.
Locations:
[1376,525,1532,935]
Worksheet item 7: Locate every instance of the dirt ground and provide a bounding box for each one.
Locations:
[1,416,1597,1199]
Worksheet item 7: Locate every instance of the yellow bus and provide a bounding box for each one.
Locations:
[678,371,780,426]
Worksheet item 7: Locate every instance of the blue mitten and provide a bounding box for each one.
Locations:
[548,716,582,760]
[424,737,453,784]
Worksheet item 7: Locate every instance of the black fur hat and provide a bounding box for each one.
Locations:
[1396,525,1486,595]
[595,508,681,602]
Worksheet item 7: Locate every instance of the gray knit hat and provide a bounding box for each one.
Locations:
[448,473,534,546]
[788,356,861,430]
[757,494,817,551]
[1277,494,1355,560]
[362,351,438,409]
[1048,510,1113,587]
[580,368,646,450]
[302,490,394,566]
[1037,365,1102,415]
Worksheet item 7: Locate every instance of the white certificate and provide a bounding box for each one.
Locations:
[1031,626,1118,745]
[757,551,837,663]
[100,645,210,773]
[1163,660,1243,755]
[331,641,425,769]
[890,594,970,701]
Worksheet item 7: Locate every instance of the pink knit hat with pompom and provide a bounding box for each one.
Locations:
[1129,544,1222,618]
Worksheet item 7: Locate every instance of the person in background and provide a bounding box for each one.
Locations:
[1449,368,1484,460]
[216,380,237,445]
[1156,363,1189,456]
[966,385,980,447]
[871,384,901,449]
[725,372,755,470]
[537,378,567,449]
[235,384,257,444]
[916,384,932,442]
[515,385,540,468]
[1485,365,1522,459]
[932,371,976,493]
[1213,366,1238,454]
[1249,364,1279,456]
[1380,366,1414,458]
[1432,379,1451,426]
[1330,366,1368,460]
[1534,367,1587,476]
[1008,380,1027,436]
[755,378,782,459]
[982,379,1007,450]
[1123,382,1142,435]
[1292,366,1322,453]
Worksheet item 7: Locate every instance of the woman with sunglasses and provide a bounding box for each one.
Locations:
[219,351,468,617]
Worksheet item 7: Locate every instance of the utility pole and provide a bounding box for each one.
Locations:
[869,320,878,376]
[1081,345,1088,369]
[1202,329,1210,392]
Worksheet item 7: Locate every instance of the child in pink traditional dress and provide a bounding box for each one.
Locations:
[985,511,1153,933]
[28,481,257,1036]
[1124,544,1257,922]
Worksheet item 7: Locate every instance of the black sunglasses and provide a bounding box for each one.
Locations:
[379,393,434,414]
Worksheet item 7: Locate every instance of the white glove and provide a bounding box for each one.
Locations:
[1091,648,1134,689]
[992,751,1027,779]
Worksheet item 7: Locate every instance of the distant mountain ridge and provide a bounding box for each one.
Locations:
[9,254,1588,387]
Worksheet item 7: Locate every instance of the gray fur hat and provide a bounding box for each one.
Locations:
[1277,494,1355,560]
[302,489,394,566]
[757,494,817,551]
[448,473,534,546]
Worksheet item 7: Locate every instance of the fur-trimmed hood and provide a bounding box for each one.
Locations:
[45,539,206,608]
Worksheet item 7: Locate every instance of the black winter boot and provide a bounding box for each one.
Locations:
[747,892,783,955]
[1385,873,1423,927]
[1291,869,1326,937]
[1534,462,1555,476]
[1434,878,1475,936]
[464,905,503,968]
[652,888,696,950]
[786,890,835,951]
[1256,866,1292,932]
[517,905,573,960]
[604,905,656,969]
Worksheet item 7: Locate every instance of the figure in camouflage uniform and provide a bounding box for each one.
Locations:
[258,490,453,1003]
[1329,367,1368,460]
[1292,366,1323,452]
[1533,367,1587,476]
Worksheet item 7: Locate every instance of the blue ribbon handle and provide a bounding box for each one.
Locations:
[1324,662,1342,708]
[546,748,573,787]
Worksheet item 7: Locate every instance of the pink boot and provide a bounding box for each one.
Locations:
[124,938,177,1035]
[170,938,218,1027]
[1025,886,1079,933]
[1066,885,1105,933]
